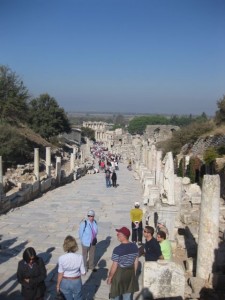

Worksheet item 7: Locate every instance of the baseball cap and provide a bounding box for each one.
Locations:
[134,201,140,207]
[87,210,95,217]
[116,227,130,238]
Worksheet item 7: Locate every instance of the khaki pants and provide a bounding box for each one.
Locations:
[82,244,96,271]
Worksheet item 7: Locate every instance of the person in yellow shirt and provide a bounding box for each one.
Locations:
[130,202,143,245]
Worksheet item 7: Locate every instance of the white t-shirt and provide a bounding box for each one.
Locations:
[58,252,85,276]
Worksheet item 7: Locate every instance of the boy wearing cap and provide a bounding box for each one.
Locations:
[107,226,139,299]
[79,210,98,272]
[130,202,143,245]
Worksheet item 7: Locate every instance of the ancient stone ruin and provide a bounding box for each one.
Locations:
[1,123,225,299]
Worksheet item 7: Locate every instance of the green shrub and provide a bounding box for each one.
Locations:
[0,125,32,168]
[203,147,218,165]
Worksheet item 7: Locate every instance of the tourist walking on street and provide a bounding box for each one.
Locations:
[111,169,117,187]
[139,226,162,261]
[79,209,98,272]
[107,226,139,300]
[17,247,46,300]
[57,235,85,300]
[157,230,172,260]
[130,202,143,245]
[105,167,111,187]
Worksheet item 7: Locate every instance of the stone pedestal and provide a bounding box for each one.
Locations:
[143,261,185,299]
[143,176,155,196]
[196,175,220,280]
[154,206,178,241]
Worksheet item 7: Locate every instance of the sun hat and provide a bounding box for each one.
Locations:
[116,227,130,238]
[134,201,140,207]
[87,210,95,217]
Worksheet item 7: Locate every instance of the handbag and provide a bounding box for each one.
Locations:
[92,237,97,245]
[55,291,66,300]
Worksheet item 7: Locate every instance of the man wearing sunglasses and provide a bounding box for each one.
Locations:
[140,226,162,261]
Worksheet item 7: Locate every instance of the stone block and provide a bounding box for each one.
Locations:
[191,196,201,204]
[143,261,185,299]
[176,234,186,249]
[186,257,194,274]
[180,213,192,224]
[182,177,191,185]
[32,181,40,194]
[188,277,206,296]
[41,178,52,193]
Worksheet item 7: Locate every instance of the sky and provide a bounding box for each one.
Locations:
[1,0,225,116]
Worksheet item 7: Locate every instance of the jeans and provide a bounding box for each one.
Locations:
[106,177,111,187]
[60,278,82,300]
[111,293,132,300]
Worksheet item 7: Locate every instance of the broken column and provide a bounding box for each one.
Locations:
[56,156,61,184]
[70,153,76,172]
[34,148,40,181]
[196,175,220,280]
[160,152,175,205]
[155,150,162,185]
[45,147,51,177]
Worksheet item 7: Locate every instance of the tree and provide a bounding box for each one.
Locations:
[28,93,71,139]
[157,121,214,156]
[0,124,31,167]
[81,127,95,141]
[214,95,225,125]
[128,115,169,135]
[0,65,29,124]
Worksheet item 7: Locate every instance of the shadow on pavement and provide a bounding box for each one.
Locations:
[95,236,111,262]
[82,259,108,300]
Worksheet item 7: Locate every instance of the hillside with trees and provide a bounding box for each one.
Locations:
[0,65,71,167]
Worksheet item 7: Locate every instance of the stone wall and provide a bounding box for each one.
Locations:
[0,170,76,214]
[190,134,225,157]
[144,125,180,143]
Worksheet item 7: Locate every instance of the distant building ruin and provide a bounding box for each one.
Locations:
[144,125,180,143]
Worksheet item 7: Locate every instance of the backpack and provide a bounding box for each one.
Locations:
[81,219,97,234]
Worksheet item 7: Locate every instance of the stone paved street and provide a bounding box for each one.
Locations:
[0,163,144,299]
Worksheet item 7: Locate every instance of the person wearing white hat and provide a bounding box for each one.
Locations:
[130,202,143,245]
[79,210,98,272]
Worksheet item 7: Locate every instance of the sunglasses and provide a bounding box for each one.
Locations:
[88,215,94,217]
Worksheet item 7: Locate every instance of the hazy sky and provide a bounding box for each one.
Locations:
[1,0,225,115]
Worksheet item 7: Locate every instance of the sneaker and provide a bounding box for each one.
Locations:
[92,268,97,272]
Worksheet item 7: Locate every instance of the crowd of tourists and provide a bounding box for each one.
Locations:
[16,204,171,300]
[16,150,172,300]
